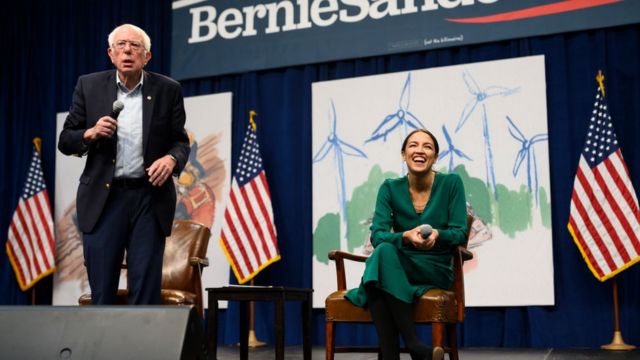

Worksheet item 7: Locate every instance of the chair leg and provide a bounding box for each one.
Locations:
[446,324,459,360]
[326,320,336,360]
[432,322,445,349]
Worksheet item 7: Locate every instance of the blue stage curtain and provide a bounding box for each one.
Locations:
[1,0,639,349]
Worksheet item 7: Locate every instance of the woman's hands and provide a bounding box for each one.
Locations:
[402,225,439,251]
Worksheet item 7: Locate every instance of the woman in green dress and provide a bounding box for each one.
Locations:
[344,129,468,360]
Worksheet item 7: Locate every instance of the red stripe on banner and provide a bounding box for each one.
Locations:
[568,215,604,278]
[446,0,621,24]
[239,183,269,262]
[600,157,640,255]
[27,196,50,271]
[591,166,631,263]
[5,241,28,287]
[574,169,617,271]
[14,204,38,278]
[256,172,278,252]
[225,197,254,276]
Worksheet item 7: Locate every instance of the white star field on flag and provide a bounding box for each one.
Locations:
[582,91,618,167]
[22,151,47,198]
[236,127,263,185]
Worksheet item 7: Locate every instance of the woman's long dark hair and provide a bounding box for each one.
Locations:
[401,128,440,156]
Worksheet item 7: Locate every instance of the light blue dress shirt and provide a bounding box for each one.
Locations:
[114,71,145,178]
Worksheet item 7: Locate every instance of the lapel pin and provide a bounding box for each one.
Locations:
[147,96,152,100]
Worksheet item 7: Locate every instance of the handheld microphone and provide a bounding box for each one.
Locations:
[111,100,124,120]
[96,100,124,149]
[420,224,433,239]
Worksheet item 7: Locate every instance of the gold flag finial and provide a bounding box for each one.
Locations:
[596,70,605,98]
[249,110,257,132]
[33,137,42,154]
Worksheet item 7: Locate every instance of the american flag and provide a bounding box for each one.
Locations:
[6,143,56,290]
[568,78,640,281]
[220,113,280,284]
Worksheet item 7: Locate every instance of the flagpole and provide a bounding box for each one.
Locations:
[592,72,634,351]
[601,277,635,350]
[248,279,266,348]
[246,112,266,348]
[30,137,42,306]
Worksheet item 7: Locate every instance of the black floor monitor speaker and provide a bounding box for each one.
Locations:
[0,305,206,360]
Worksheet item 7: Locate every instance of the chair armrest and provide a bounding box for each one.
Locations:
[328,250,369,291]
[190,257,209,267]
[328,250,368,263]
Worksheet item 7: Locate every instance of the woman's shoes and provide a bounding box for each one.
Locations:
[414,346,444,360]
[432,346,444,360]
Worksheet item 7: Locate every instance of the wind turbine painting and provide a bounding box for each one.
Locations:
[365,73,426,175]
[312,55,554,308]
[454,69,520,196]
[313,100,367,246]
[439,124,473,173]
[505,115,549,206]
[365,73,426,144]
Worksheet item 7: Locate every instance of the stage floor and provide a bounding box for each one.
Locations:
[214,346,639,359]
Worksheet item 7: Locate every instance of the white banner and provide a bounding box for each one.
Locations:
[312,55,554,307]
[53,92,233,307]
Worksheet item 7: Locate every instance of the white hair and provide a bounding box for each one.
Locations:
[107,24,151,52]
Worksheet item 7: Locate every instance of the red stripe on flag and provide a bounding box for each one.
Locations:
[591,166,631,263]
[224,199,254,276]
[239,182,271,261]
[573,169,617,271]
[568,216,604,278]
[14,203,38,278]
[220,230,247,280]
[220,200,250,280]
[608,152,640,224]
[256,172,278,251]
[35,191,55,267]
[230,188,263,265]
[568,84,640,281]
[599,158,640,255]
[8,224,29,285]
[24,197,49,272]
[6,147,56,290]
[242,180,272,262]
[219,121,280,283]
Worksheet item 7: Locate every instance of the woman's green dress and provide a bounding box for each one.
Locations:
[345,172,467,306]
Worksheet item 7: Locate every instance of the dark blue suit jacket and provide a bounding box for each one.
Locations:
[58,70,190,236]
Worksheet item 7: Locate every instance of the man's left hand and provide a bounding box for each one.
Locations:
[147,155,176,186]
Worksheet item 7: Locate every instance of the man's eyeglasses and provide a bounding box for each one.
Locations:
[113,40,145,52]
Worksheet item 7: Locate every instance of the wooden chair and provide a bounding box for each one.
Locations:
[325,215,474,360]
[79,220,211,318]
